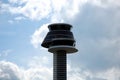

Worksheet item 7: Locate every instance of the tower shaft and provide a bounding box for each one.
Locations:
[53,50,66,80]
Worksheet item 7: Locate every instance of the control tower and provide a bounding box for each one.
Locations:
[41,23,78,80]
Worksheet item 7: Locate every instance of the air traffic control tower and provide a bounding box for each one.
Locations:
[41,23,78,80]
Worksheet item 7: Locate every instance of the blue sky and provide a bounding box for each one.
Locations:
[0,0,120,80]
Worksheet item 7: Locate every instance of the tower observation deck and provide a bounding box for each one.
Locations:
[41,23,78,80]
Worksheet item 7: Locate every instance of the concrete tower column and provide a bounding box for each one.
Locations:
[53,50,66,80]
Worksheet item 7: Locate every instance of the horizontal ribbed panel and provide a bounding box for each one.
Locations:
[53,50,66,80]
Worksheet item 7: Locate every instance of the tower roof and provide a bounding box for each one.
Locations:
[48,23,72,31]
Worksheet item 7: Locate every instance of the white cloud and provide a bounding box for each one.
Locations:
[31,23,49,48]
[19,0,51,20]
[24,67,52,80]
[8,20,14,24]
[14,16,25,21]
[28,56,51,68]
[68,65,120,80]
[0,58,52,80]
[70,0,120,61]
[8,0,18,4]
[25,56,53,80]
[0,3,10,13]
[92,67,120,80]
[1,0,87,21]
[77,0,119,9]
[0,49,13,57]
[0,61,22,80]
[1,0,120,21]
[1,0,51,20]
[49,0,87,22]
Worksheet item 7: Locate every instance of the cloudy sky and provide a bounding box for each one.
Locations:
[0,0,120,80]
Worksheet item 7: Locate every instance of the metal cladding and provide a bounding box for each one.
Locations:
[41,23,78,53]
[54,50,66,80]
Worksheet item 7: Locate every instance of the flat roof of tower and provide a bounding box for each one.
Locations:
[48,23,72,31]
